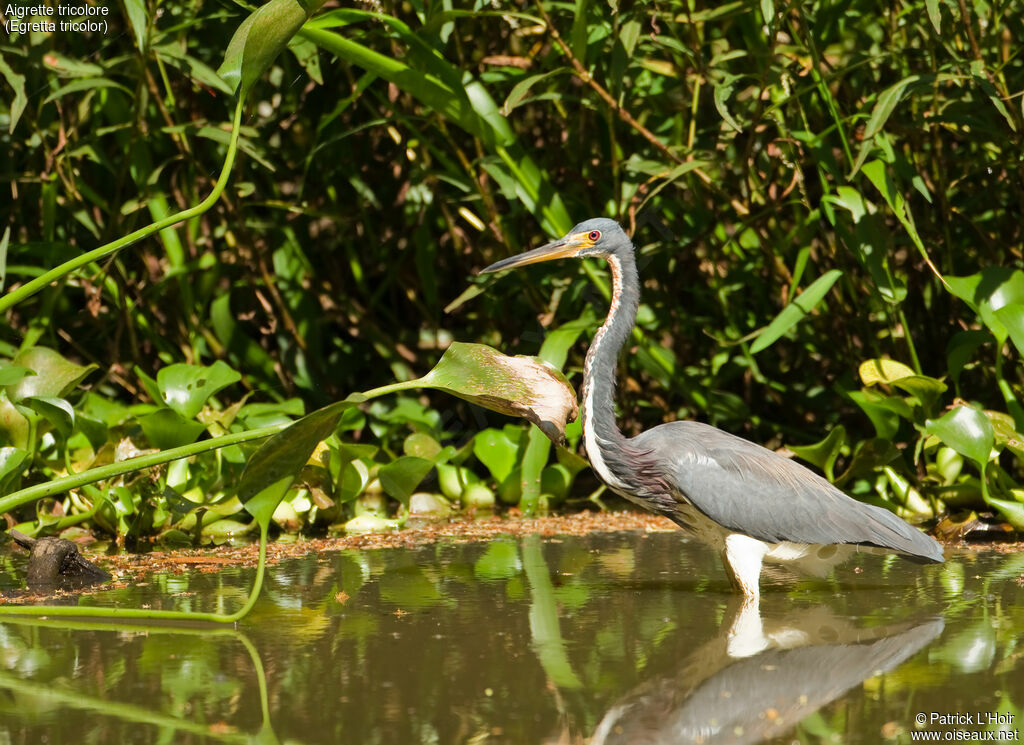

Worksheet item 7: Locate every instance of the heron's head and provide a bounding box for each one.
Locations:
[480,218,631,275]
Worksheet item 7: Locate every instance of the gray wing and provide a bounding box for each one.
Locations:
[630,421,943,562]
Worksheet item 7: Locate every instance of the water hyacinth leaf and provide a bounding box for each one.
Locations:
[218,0,327,98]
[0,397,30,450]
[890,376,946,413]
[157,361,242,420]
[847,390,901,440]
[403,431,441,459]
[10,347,97,401]
[924,405,994,468]
[788,425,846,482]
[378,456,434,505]
[412,342,578,445]
[835,438,901,486]
[0,446,29,493]
[239,397,363,524]
[23,396,75,438]
[139,409,208,450]
[982,495,1024,532]
[474,428,518,482]
[0,365,31,387]
[751,270,843,353]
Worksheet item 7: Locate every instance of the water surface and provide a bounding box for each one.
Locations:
[0,530,1021,744]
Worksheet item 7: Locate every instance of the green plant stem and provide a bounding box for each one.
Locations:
[0,423,283,516]
[0,98,245,315]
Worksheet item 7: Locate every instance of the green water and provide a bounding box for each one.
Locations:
[0,530,1021,744]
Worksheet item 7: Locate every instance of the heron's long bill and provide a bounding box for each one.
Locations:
[480,239,580,274]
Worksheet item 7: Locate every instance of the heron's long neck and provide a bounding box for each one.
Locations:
[581,251,639,452]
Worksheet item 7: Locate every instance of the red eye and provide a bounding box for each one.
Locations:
[588,230,601,241]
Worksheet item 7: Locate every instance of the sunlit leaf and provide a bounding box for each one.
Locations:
[218,0,327,98]
[751,270,843,353]
[946,268,1024,345]
[23,395,75,438]
[859,358,916,385]
[0,446,29,493]
[788,425,845,482]
[401,342,578,445]
[473,428,518,482]
[924,405,995,468]
[983,496,1024,532]
[10,347,97,401]
[139,409,207,450]
[157,360,241,420]
[0,365,31,387]
[378,456,434,505]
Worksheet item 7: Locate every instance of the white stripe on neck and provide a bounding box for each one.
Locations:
[582,253,629,492]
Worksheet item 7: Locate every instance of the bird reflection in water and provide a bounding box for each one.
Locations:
[590,601,943,745]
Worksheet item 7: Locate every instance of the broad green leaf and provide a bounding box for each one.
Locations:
[0,56,27,133]
[788,425,846,482]
[983,495,1024,532]
[993,304,1024,356]
[139,409,207,450]
[0,446,28,493]
[403,432,441,459]
[859,358,916,385]
[0,396,29,450]
[473,428,518,482]
[157,360,241,420]
[750,270,843,353]
[835,438,901,486]
[23,395,75,438]
[946,267,1024,345]
[890,376,947,414]
[847,390,902,440]
[218,0,327,98]
[924,405,994,468]
[10,347,97,401]
[378,456,434,505]
[396,342,578,445]
[759,0,774,25]
[0,365,31,387]
[238,397,362,523]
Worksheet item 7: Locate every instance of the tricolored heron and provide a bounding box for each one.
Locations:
[481,218,943,598]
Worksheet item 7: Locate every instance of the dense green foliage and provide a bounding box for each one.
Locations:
[1,0,1023,542]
